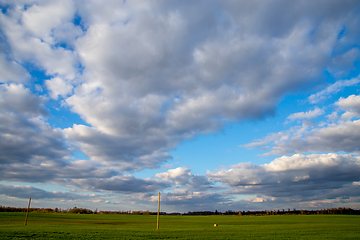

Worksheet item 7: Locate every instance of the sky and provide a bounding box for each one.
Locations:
[0,0,360,213]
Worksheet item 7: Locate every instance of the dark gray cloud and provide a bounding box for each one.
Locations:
[76,175,168,193]
[0,184,83,200]
[162,192,227,210]
[64,125,172,171]
[0,112,68,165]
[0,157,118,183]
[0,84,47,116]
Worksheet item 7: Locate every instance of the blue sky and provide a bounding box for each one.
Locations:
[1,0,360,212]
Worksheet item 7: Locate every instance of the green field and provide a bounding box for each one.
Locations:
[0,213,359,239]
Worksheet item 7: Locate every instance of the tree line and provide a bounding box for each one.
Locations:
[0,205,359,215]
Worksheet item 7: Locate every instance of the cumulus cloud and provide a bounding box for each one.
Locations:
[287,107,324,121]
[0,101,67,167]
[0,82,117,185]
[45,77,73,100]
[21,0,75,44]
[0,3,80,80]
[246,119,360,156]
[0,112,70,180]
[336,94,360,114]
[155,167,193,185]
[55,0,360,171]
[63,124,172,172]
[0,83,47,116]
[207,153,360,199]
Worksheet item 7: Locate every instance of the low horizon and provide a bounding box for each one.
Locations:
[1,0,360,213]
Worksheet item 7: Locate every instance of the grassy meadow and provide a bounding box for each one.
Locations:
[0,212,359,239]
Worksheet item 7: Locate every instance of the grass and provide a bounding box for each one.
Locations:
[0,212,359,239]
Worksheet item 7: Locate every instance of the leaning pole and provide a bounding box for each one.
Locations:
[24,197,31,225]
[156,192,160,230]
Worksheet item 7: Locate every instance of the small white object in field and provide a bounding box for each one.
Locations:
[214,224,218,227]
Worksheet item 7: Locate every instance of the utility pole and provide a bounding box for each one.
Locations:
[24,198,31,225]
[156,192,160,230]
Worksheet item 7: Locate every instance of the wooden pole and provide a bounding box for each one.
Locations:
[24,197,31,225]
[156,192,160,230]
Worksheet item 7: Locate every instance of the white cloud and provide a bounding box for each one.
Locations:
[0,2,80,80]
[21,0,75,44]
[155,167,193,185]
[336,94,360,114]
[309,76,360,103]
[341,111,359,120]
[45,77,73,100]
[287,107,324,121]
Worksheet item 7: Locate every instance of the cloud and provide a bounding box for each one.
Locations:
[0,83,47,116]
[155,167,193,185]
[161,191,227,210]
[0,3,80,80]
[63,124,172,172]
[45,77,73,100]
[21,0,75,44]
[246,119,360,156]
[75,175,168,193]
[0,184,83,200]
[0,54,30,83]
[56,0,360,171]
[336,94,360,114]
[244,93,360,155]
[0,91,68,166]
[207,153,360,199]
[309,76,360,103]
[287,107,324,121]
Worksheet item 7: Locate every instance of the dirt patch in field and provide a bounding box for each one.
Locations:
[94,222,153,225]
[94,222,127,225]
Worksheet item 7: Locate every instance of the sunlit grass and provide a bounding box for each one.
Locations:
[0,213,359,239]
